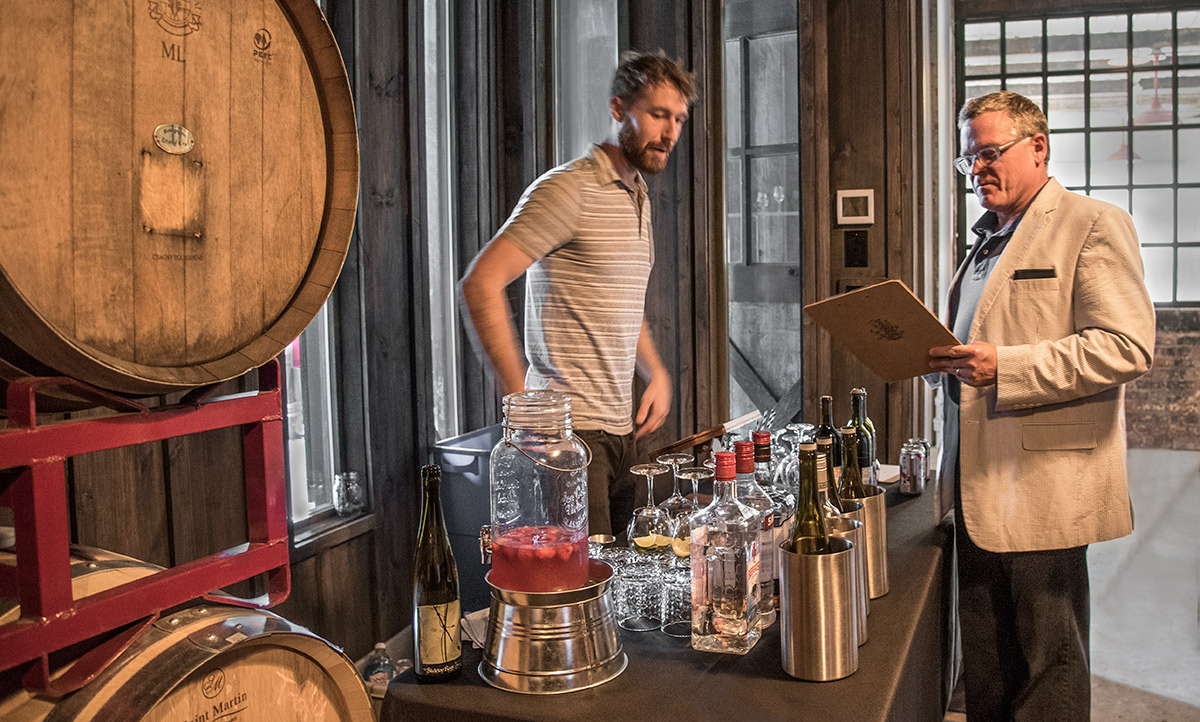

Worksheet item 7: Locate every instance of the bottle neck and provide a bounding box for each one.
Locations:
[821,396,834,425]
[418,469,443,539]
[851,393,866,424]
[714,477,738,500]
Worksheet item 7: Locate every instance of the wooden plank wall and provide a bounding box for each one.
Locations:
[820,0,925,462]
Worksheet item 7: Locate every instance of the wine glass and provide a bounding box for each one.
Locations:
[655,452,695,519]
[627,463,672,557]
[773,426,802,498]
[669,467,715,568]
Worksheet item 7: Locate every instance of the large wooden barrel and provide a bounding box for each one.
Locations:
[0,0,358,398]
[0,547,372,722]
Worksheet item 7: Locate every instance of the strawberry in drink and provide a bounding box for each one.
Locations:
[489,525,588,592]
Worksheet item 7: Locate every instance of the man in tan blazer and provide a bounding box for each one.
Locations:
[928,92,1155,721]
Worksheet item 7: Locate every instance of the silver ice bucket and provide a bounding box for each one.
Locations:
[779,536,858,681]
[827,513,868,646]
[480,559,627,694]
[846,484,889,599]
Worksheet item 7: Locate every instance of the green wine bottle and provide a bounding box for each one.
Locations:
[846,389,877,485]
[814,395,842,468]
[413,465,463,682]
[839,427,869,500]
[790,443,829,554]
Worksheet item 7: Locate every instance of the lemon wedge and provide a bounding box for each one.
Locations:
[631,533,671,551]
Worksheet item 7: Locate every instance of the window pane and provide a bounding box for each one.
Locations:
[964,22,1001,77]
[1131,129,1173,184]
[1047,75,1085,129]
[1179,128,1200,183]
[1091,131,1130,186]
[1131,13,1172,67]
[965,79,1002,103]
[748,32,798,146]
[1090,71,1128,127]
[726,40,743,149]
[1090,15,1128,70]
[1131,188,1174,246]
[1090,188,1129,212]
[1047,17,1085,71]
[1180,10,1200,65]
[1178,247,1200,302]
[1050,131,1086,188]
[1179,188,1200,245]
[1006,20,1043,74]
[1179,70,1200,124]
[1133,70,1172,126]
[1006,78,1044,107]
[1140,245,1175,303]
[749,154,799,264]
[727,157,744,264]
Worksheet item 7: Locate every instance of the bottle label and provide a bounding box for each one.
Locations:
[417,600,461,665]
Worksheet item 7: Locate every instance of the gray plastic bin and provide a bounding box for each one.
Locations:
[432,424,502,612]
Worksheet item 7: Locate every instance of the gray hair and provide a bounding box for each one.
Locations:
[958,91,1051,162]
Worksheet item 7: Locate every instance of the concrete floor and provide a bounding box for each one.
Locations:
[946,448,1200,721]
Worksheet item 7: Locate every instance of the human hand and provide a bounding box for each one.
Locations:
[928,342,997,387]
[635,374,672,439]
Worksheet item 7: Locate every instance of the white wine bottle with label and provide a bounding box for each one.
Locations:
[413,464,462,682]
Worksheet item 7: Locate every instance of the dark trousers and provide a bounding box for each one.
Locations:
[576,429,638,537]
[954,505,1092,722]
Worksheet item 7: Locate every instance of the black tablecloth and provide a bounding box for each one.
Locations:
[382,485,957,722]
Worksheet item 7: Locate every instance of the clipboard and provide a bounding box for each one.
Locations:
[803,280,959,383]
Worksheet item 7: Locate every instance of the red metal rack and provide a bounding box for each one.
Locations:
[0,360,291,695]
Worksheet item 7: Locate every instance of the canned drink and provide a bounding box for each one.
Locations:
[910,437,932,484]
[899,442,925,496]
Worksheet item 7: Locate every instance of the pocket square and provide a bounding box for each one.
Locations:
[1013,268,1056,280]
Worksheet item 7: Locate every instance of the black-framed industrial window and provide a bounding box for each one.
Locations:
[957,7,1200,306]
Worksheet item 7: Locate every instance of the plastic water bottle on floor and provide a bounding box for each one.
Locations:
[363,642,396,687]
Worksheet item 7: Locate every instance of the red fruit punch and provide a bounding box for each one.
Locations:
[489,525,588,592]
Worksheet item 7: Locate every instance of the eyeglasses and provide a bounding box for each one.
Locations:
[953,135,1032,175]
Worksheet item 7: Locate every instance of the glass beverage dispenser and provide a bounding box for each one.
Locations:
[483,391,589,592]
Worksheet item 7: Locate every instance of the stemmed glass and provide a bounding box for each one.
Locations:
[772,425,802,498]
[655,452,695,519]
[669,467,715,567]
[627,463,672,557]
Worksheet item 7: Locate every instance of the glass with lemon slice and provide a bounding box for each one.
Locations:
[625,463,673,558]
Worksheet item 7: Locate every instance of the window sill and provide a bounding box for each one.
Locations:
[291,511,377,564]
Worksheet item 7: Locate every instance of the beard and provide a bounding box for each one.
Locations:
[618,121,670,175]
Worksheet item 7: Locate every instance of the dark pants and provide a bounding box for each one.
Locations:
[576,429,638,537]
[954,505,1092,722]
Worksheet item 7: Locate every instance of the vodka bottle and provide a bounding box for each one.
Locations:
[734,441,776,627]
[846,388,879,485]
[814,395,842,470]
[790,443,829,554]
[816,436,844,515]
[753,431,794,612]
[689,451,762,654]
[838,427,870,500]
[412,465,463,681]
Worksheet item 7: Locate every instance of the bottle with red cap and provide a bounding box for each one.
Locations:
[687,451,762,654]
[733,440,776,628]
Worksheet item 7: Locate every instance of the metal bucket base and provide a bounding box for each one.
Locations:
[478,652,627,695]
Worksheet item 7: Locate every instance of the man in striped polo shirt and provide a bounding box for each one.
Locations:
[461,51,695,535]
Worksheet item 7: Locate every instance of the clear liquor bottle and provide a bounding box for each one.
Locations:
[791,443,830,554]
[689,451,762,654]
[733,441,776,627]
[838,427,870,500]
[846,388,879,485]
[753,431,794,612]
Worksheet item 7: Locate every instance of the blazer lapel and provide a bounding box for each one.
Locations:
[969,177,1065,339]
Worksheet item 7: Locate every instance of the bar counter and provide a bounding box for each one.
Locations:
[382,485,956,722]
